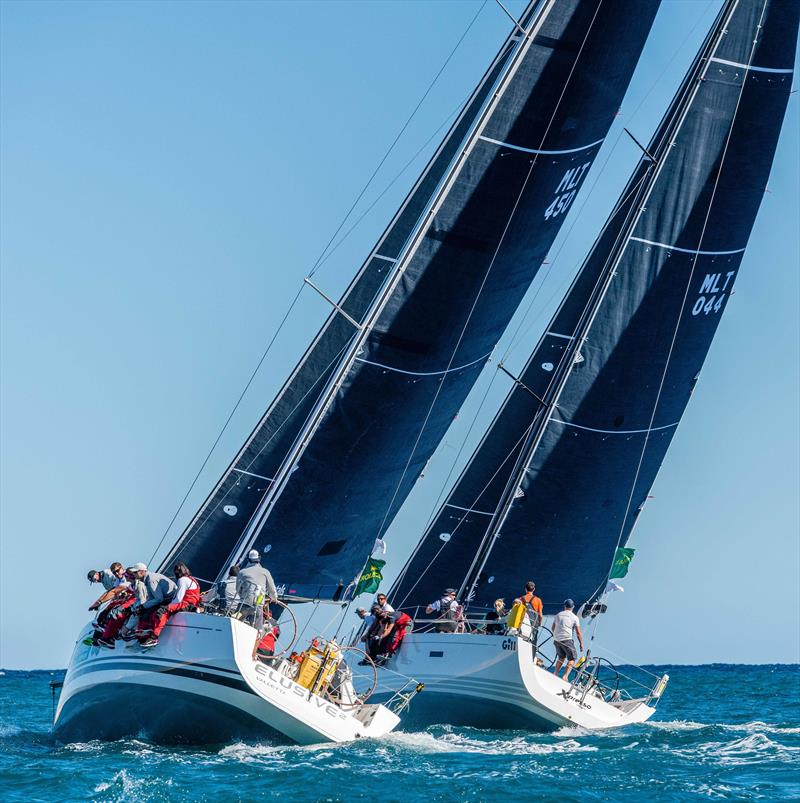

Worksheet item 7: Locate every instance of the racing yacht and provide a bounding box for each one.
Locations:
[54,0,659,744]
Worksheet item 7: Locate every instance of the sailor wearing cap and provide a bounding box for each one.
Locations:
[425,588,460,633]
[236,549,278,612]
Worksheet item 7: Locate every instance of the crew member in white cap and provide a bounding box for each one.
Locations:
[127,564,177,648]
[236,549,277,614]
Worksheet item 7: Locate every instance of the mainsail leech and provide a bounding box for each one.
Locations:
[391,0,798,615]
[161,0,660,597]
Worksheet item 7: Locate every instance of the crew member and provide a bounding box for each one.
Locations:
[128,564,177,648]
[552,598,584,682]
[236,549,278,616]
[137,563,201,646]
[94,567,143,647]
[380,609,413,658]
[426,588,460,633]
[484,599,506,635]
[87,563,130,636]
[87,564,126,596]
[203,565,239,613]
[519,581,543,626]
[362,604,386,660]
[252,605,281,663]
[374,593,394,614]
[356,607,376,629]
[169,563,201,613]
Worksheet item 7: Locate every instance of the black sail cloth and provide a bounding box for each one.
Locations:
[161,0,660,594]
[392,0,798,615]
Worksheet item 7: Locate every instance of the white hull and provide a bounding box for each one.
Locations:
[372,632,656,731]
[54,612,399,745]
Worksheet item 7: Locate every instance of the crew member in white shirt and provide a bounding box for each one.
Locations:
[551,598,584,681]
[374,593,394,614]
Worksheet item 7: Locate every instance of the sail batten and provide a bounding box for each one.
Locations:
[391,0,798,615]
[161,0,661,594]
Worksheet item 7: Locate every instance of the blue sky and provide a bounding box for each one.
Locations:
[1,0,797,670]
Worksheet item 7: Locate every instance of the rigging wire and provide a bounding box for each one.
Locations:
[460,166,657,607]
[148,4,487,566]
[162,335,358,563]
[307,0,488,279]
[148,284,305,566]
[309,95,472,276]
[394,420,537,607]
[295,601,320,645]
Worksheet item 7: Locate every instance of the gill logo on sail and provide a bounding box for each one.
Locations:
[544,162,592,221]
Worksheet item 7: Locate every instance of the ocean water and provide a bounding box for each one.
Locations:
[0,664,797,802]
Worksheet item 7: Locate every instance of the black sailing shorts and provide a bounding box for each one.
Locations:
[554,639,577,662]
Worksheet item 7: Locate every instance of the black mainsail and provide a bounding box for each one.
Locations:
[392,0,798,614]
[160,0,660,595]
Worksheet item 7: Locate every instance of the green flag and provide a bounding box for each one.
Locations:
[355,559,385,596]
[609,547,635,579]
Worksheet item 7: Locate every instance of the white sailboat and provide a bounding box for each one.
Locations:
[55,611,408,745]
[54,0,661,744]
[377,620,665,731]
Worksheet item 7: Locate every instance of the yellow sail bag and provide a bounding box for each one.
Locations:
[506,602,526,630]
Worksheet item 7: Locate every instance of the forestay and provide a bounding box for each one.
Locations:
[391,0,798,614]
[161,0,659,595]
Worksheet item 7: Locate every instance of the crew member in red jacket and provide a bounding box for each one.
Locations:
[252,606,281,663]
[380,609,413,658]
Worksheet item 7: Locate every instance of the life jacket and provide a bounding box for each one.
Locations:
[258,622,280,652]
[183,576,201,607]
[394,612,412,629]
[520,592,543,620]
[437,597,457,620]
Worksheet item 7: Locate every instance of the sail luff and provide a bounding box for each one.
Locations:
[220,1,561,576]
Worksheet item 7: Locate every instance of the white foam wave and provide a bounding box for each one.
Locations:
[385,730,598,756]
[0,723,21,738]
[693,782,738,798]
[64,740,106,753]
[217,741,286,762]
[648,719,709,732]
[552,725,592,738]
[693,733,800,766]
[649,719,800,737]
[215,739,343,767]
[93,770,173,801]
[724,720,800,736]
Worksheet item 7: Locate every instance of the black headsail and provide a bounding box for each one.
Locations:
[160,0,660,594]
[391,0,798,615]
